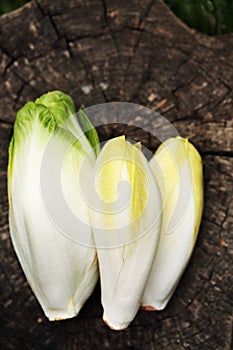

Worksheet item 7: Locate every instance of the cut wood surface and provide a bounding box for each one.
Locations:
[0,0,232,349]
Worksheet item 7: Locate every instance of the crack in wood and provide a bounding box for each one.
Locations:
[201,150,233,158]
[35,0,46,17]
[0,119,13,127]
[2,55,23,77]
[47,14,63,41]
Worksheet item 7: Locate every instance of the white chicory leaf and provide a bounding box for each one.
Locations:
[141,136,203,311]
[8,93,99,320]
[89,136,162,330]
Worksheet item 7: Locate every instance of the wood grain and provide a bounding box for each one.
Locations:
[0,0,232,349]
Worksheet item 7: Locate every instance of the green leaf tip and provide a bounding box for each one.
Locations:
[14,102,56,141]
[35,90,75,126]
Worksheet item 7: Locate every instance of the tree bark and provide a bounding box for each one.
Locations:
[0,0,232,349]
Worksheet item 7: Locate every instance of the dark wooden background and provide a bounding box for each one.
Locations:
[0,0,232,349]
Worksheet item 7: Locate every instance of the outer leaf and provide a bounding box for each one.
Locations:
[89,136,162,330]
[141,136,203,311]
[8,102,98,320]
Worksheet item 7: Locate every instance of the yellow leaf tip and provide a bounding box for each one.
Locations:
[134,142,141,150]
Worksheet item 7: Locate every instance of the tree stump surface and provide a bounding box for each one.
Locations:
[0,0,232,349]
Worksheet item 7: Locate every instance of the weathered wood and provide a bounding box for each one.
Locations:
[0,0,232,349]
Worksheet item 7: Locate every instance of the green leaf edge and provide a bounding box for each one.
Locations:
[78,108,100,156]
